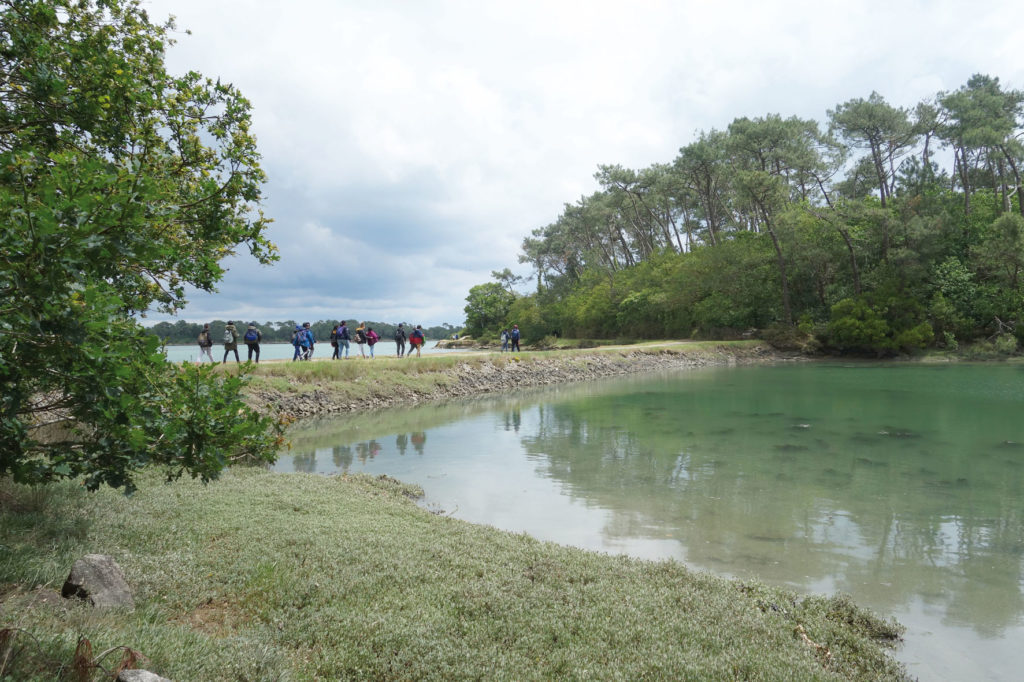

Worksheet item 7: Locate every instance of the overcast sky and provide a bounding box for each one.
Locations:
[140,0,1024,327]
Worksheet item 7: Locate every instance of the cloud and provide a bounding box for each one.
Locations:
[140,0,1024,326]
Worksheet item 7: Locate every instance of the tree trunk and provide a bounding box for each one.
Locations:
[758,203,793,326]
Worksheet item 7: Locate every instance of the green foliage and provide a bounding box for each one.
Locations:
[0,0,282,490]
[463,282,515,338]
[828,296,933,355]
[479,73,1024,355]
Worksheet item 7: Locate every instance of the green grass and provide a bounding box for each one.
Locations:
[1,469,906,681]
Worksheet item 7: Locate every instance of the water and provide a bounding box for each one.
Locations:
[275,363,1024,681]
[162,340,465,363]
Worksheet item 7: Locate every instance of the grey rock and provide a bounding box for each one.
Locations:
[117,671,171,682]
[61,554,134,609]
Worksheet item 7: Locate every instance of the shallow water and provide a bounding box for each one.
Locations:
[276,362,1024,681]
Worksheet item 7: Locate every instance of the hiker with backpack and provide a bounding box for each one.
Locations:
[510,324,521,352]
[394,323,407,358]
[302,322,315,360]
[291,324,305,361]
[355,322,367,358]
[500,328,510,352]
[243,322,262,363]
[337,320,351,358]
[197,323,215,363]
[408,324,425,357]
[366,326,380,359]
[222,321,240,363]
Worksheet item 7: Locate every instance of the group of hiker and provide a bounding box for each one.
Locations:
[196,320,428,363]
[499,325,521,352]
[196,321,262,363]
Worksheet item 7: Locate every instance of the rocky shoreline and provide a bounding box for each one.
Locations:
[247,343,785,420]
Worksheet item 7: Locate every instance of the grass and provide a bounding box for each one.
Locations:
[1,468,906,681]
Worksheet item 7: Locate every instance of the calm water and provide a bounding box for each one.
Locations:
[162,340,462,363]
[275,363,1024,681]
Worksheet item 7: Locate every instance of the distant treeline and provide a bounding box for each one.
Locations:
[147,320,459,345]
[465,74,1024,356]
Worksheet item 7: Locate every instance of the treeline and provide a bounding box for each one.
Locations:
[464,74,1024,355]
[148,320,458,345]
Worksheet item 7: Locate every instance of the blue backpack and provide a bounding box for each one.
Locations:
[244,328,259,343]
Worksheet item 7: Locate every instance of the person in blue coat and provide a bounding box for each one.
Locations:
[291,324,304,361]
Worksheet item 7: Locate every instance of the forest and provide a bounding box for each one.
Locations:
[465,74,1024,355]
[147,319,459,345]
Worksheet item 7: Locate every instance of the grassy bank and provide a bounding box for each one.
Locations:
[240,340,778,418]
[1,468,905,680]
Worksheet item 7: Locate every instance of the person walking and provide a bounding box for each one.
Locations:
[222,321,240,363]
[355,322,367,358]
[243,322,262,363]
[510,324,521,352]
[337,320,351,358]
[197,323,215,363]
[408,324,425,357]
[500,328,510,352]
[330,322,340,360]
[394,323,407,358]
[366,326,380,359]
[291,324,304,361]
[302,322,315,360]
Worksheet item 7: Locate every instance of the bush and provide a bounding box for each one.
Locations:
[827,297,933,356]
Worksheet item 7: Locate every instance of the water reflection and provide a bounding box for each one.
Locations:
[276,364,1024,679]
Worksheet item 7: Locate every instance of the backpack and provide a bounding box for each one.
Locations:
[244,328,259,343]
[223,328,235,344]
[356,329,367,344]
[511,328,520,340]
[394,328,406,342]
[198,331,210,347]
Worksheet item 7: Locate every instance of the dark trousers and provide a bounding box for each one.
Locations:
[247,343,260,362]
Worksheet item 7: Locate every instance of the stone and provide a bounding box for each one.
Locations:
[117,671,171,682]
[61,554,134,609]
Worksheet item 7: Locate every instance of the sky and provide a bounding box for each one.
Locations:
[139,0,1024,327]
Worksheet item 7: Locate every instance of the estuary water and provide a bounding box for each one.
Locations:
[275,362,1024,681]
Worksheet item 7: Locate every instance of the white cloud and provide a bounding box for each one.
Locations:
[140,0,1024,326]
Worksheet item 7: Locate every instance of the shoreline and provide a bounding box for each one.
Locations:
[244,341,786,420]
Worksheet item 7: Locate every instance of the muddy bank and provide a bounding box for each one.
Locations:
[248,343,785,420]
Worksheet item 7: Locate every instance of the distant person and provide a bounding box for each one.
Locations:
[337,320,350,358]
[222,320,240,363]
[500,328,510,352]
[366,326,380,358]
[243,322,262,363]
[197,323,215,363]
[291,324,304,361]
[330,322,340,359]
[394,323,407,358]
[355,322,367,358]
[409,324,425,357]
[302,322,315,359]
[510,324,521,352]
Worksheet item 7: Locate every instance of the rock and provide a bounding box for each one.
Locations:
[61,554,134,609]
[117,671,171,682]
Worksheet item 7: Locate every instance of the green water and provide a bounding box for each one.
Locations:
[277,362,1024,680]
